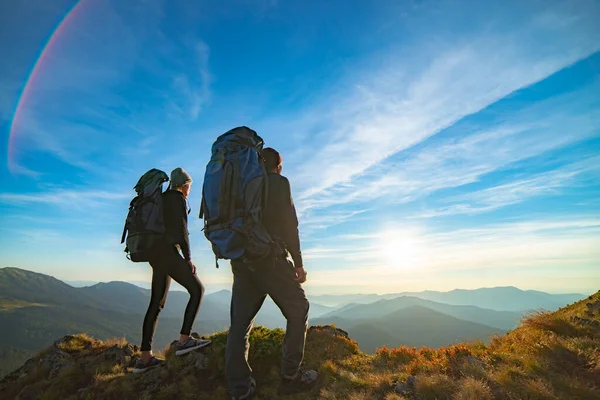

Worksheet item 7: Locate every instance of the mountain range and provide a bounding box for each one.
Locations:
[0,267,587,377]
[310,287,585,311]
[2,291,598,400]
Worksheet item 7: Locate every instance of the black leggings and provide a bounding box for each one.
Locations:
[141,247,204,351]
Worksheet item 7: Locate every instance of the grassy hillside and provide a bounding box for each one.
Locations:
[1,291,598,399]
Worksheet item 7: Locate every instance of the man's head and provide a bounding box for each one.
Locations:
[261,147,282,174]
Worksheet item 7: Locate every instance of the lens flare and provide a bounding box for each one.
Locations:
[7,0,85,174]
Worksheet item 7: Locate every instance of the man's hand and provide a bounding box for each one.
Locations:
[187,259,197,275]
[294,267,307,284]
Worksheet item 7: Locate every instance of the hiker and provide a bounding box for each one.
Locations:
[225,148,317,398]
[133,168,211,373]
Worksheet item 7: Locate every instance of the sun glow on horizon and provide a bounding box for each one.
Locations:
[377,229,425,271]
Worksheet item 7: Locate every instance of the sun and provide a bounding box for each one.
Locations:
[378,229,422,270]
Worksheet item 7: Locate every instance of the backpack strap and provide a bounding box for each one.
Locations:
[121,220,128,244]
[230,155,240,219]
[121,199,136,244]
[199,195,204,219]
[261,162,269,221]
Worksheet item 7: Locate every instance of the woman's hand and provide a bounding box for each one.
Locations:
[187,259,197,275]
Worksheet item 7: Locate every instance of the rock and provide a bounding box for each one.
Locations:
[139,364,164,392]
[140,365,162,382]
[78,387,91,396]
[571,316,600,328]
[466,355,486,369]
[586,302,600,314]
[17,384,42,400]
[122,356,132,367]
[54,335,77,347]
[395,375,416,395]
[40,348,74,379]
[188,352,209,371]
[309,325,349,338]
[5,356,38,381]
[103,343,136,364]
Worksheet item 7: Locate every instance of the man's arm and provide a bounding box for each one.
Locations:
[281,177,303,269]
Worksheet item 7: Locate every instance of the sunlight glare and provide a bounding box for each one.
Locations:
[378,229,423,270]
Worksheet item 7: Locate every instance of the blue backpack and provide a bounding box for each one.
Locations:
[121,169,169,262]
[199,127,273,266]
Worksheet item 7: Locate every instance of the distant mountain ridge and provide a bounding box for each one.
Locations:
[318,295,522,330]
[312,302,506,353]
[348,305,504,352]
[0,267,586,377]
[310,286,586,311]
[0,268,227,377]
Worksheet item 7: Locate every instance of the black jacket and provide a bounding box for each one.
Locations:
[162,190,191,260]
[262,173,303,268]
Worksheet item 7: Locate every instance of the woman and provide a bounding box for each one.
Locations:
[133,167,211,373]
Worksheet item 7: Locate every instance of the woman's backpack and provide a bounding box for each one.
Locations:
[121,169,169,262]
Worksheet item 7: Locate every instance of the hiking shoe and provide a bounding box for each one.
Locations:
[231,377,256,400]
[175,337,212,356]
[277,369,318,395]
[132,356,164,373]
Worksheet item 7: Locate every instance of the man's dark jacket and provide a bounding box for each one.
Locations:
[262,173,303,268]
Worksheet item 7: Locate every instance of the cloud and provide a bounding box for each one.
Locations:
[171,40,212,120]
[295,77,600,218]
[0,189,130,209]
[418,157,600,217]
[303,216,600,274]
[299,208,372,233]
[270,3,600,214]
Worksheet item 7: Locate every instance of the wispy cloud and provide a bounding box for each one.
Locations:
[418,157,600,217]
[275,4,600,215]
[172,40,212,120]
[0,189,130,208]
[303,216,600,272]
[295,77,600,219]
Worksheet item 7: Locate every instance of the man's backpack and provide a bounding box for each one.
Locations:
[121,169,169,262]
[199,126,273,265]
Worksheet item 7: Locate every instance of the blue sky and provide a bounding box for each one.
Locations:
[0,0,599,295]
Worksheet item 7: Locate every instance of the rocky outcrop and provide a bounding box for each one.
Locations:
[0,335,138,400]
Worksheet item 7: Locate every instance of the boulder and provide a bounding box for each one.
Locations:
[395,375,416,395]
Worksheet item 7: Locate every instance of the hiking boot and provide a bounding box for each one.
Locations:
[175,337,212,356]
[277,369,318,395]
[132,356,164,373]
[232,377,256,400]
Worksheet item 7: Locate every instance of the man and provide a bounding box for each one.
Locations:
[225,148,317,399]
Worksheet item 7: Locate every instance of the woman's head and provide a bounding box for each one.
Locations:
[261,147,282,174]
[170,167,193,198]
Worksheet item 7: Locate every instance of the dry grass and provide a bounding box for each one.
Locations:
[415,373,457,399]
[0,299,48,311]
[453,377,493,400]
